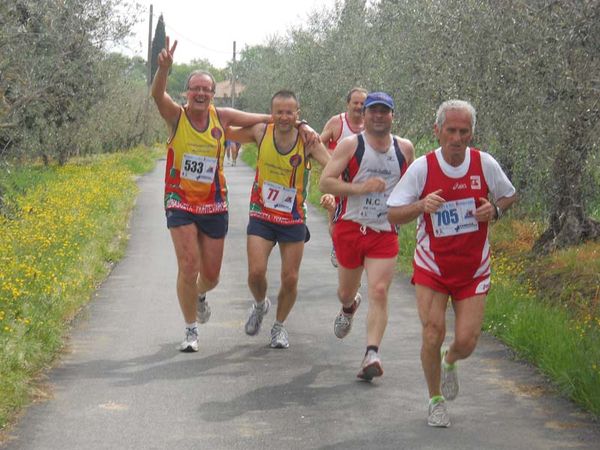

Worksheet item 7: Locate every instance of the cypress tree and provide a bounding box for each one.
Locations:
[150,14,166,82]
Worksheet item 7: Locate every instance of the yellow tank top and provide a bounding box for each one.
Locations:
[164,105,227,214]
[250,124,311,224]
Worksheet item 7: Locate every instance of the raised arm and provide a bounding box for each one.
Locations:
[151,37,181,128]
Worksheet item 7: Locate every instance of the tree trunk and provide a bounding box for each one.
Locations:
[533,109,600,254]
[533,207,600,255]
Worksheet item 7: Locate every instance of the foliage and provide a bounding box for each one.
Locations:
[166,60,227,105]
[0,147,159,430]
[236,0,600,250]
[149,14,166,84]
[0,0,163,165]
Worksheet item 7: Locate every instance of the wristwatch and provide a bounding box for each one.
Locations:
[297,120,309,128]
[494,203,502,220]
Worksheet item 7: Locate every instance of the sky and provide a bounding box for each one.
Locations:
[121,0,339,68]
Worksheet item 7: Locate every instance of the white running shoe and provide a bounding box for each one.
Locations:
[334,293,362,339]
[428,398,451,427]
[179,327,199,352]
[197,294,211,324]
[357,349,383,381]
[330,247,339,268]
[245,298,271,336]
[270,323,289,349]
[441,348,459,401]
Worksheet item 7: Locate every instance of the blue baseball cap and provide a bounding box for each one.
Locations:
[363,92,395,111]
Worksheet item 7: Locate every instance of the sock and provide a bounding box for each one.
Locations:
[366,345,379,355]
[255,298,267,308]
[442,350,456,369]
[198,293,206,302]
[430,395,444,405]
[342,298,358,314]
[185,321,198,330]
[274,320,284,328]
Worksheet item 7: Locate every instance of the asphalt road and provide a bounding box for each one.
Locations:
[3,159,599,449]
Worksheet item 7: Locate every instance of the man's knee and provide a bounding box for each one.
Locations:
[453,330,480,358]
[248,267,266,287]
[178,258,201,284]
[198,271,219,290]
[422,321,445,348]
[281,271,299,290]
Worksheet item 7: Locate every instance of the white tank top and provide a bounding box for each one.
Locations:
[341,133,404,231]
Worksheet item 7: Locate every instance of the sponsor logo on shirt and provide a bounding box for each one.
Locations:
[289,154,302,168]
[470,175,481,190]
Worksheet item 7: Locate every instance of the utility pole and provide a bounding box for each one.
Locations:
[146,5,153,88]
[230,41,236,107]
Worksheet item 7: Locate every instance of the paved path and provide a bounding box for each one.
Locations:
[3,160,598,449]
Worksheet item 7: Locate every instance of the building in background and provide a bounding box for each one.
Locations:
[213,80,245,108]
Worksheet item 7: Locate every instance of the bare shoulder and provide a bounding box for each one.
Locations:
[394,136,416,163]
[334,134,359,158]
[321,113,342,135]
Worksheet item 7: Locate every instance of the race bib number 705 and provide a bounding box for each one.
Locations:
[432,198,479,237]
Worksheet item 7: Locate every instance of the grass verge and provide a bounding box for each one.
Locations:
[0,146,161,431]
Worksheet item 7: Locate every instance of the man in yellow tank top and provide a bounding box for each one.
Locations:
[152,37,271,353]
[227,90,330,349]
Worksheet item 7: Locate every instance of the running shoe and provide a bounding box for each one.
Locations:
[270,322,289,349]
[179,327,199,352]
[428,398,451,427]
[357,349,383,381]
[197,293,211,324]
[244,298,271,336]
[441,348,459,401]
[330,247,339,268]
[334,293,362,339]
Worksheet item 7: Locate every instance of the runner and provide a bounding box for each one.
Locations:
[319,92,414,379]
[151,37,271,352]
[320,88,368,267]
[227,90,330,348]
[387,99,517,427]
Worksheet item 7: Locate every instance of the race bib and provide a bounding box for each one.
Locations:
[180,154,218,184]
[359,192,388,220]
[432,198,479,237]
[262,181,296,213]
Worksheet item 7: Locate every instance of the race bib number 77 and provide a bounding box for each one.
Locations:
[262,181,296,213]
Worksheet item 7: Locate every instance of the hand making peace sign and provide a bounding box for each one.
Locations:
[158,36,178,69]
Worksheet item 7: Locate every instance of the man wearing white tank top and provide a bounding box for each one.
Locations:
[320,92,415,381]
[319,88,368,267]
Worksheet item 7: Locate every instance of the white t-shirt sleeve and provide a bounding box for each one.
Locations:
[387,155,428,207]
[481,152,516,200]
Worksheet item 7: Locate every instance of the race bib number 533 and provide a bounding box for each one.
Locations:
[180,153,217,184]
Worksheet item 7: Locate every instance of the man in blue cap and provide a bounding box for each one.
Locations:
[320,92,415,380]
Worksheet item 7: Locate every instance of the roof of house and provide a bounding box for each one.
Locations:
[214,80,245,98]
